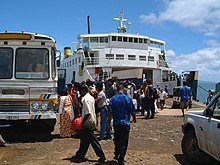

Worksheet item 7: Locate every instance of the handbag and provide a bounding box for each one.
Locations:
[84,115,96,130]
[71,115,82,130]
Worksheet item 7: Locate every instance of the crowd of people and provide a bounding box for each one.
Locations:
[57,78,172,164]
[0,77,192,165]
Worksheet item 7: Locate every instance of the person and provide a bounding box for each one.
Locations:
[179,81,190,116]
[108,83,136,165]
[154,87,160,113]
[159,88,168,110]
[140,80,148,116]
[206,89,215,105]
[35,63,45,72]
[0,134,6,147]
[164,85,169,95]
[58,90,74,138]
[95,82,112,141]
[72,82,81,116]
[105,78,117,99]
[145,79,156,119]
[126,80,134,99]
[66,84,75,103]
[71,84,106,163]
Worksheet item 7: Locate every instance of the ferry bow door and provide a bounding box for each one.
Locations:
[58,69,66,94]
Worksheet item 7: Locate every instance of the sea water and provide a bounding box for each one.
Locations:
[197,81,216,103]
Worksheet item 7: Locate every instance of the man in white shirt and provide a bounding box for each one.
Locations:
[159,88,168,110]
[71,84,106,163]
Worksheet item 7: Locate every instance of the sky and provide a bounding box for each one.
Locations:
[1,0,220,82]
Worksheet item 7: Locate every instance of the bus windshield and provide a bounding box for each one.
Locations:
[0,48,13,79]
[15,48,49,79]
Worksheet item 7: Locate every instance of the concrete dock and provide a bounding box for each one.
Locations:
[156,98,207,116]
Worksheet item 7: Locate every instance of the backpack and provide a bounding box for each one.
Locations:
[145,86,158,99]
[153,88,159,99]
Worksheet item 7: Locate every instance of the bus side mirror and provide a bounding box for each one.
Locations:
[57,60,60,67]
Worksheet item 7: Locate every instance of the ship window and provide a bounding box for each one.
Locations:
[90,37,98,43]
[65,63,66,68]
[123,37,127,42]
[128,55,136,60]
[149,41,160,48]
[129,37,133,42]
[139,38,143,43]
[70,61,71,66]
[139,55,146,61]
[79,57,81,63]
[75,58,77,64]
[112,36,116,41]
[72,59,74,64]
[148,56,154,61]
[106,54,114,60]
[100,37,108,43]
[116,54,124,60]
[118,37,122,42]
[134,38,138,43]
[144,39,148,44]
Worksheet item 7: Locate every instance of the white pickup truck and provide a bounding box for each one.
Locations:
[181,93,220,164]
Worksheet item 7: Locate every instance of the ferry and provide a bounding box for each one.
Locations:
[59,11,177,94]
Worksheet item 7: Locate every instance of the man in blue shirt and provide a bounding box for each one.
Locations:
[108,83,136,165]
[180,81,190,116]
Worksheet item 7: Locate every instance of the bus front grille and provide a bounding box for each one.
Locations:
[0,101,29,111]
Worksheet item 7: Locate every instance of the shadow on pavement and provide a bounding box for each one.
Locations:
[0,126,53,143]
[63,156,118,165]
[174,154,219,165]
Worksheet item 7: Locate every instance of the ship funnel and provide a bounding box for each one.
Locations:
[64,47,72,58]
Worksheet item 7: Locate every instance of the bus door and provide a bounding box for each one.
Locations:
[58,69,66,94]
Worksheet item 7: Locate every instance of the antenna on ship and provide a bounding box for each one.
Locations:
[87,16,91,34]
[113,10,128,33]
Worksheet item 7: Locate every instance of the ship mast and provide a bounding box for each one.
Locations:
[113,11,128,33]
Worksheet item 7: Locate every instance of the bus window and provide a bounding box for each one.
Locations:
[15,48,49,79]
[0,48,13,79]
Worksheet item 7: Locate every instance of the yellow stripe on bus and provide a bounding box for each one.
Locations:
[39,94,44,99]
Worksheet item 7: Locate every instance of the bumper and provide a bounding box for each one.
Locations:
[0,112,56,120]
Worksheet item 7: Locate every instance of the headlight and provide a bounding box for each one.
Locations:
[32,101,41,110]
[41,102,48,110]
[31,101,53,111]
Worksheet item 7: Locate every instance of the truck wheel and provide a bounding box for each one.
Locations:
[181,130,209,163]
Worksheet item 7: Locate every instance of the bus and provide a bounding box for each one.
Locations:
[0,32,59,133]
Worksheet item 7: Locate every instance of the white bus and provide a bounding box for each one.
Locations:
[0,32,59,133]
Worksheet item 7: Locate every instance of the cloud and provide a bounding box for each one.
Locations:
[166,49,176,57]
[167,46,220,81]
[140,13,159,24]
[140,0,220,35]
[204,40,220,47]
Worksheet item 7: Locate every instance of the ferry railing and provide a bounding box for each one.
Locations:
[157,59,169,68]
[84,56,165,67]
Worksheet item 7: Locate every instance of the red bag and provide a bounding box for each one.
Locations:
[71,115,82,130]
